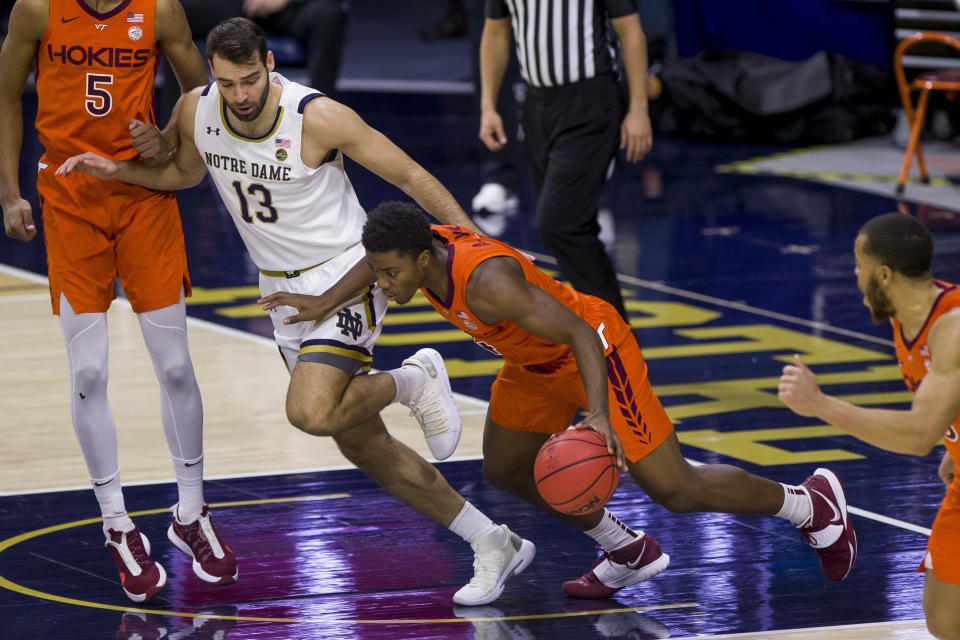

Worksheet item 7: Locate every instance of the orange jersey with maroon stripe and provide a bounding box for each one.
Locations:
[423,225,632,369]
[892,280,960,474]
[35,0,160,161]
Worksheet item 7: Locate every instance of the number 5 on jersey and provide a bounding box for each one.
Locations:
[231,181,279,224]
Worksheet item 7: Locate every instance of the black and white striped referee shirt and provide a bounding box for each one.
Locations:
[485,0,638,88]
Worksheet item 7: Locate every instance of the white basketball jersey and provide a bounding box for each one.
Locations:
[194,73,366,270]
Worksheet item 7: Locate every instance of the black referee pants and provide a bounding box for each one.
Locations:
[520,74,628,321]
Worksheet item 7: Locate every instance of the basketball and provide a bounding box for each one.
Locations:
[534,429,619,516]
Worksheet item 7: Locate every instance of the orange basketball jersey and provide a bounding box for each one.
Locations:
[423,225,632,370]
[35,0,161,162]
[892,280,960,483]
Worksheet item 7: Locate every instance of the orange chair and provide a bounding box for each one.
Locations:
[893,32,960,194]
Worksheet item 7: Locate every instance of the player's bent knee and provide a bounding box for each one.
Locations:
[285,401,340,437]
[155,358,196,391]
[73,362,108,392]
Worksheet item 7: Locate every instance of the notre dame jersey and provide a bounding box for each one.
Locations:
[194,73,366,271]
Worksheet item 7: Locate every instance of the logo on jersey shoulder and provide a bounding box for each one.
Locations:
[61,16,80,23]
[335,309,364,340]
[128,26,142,40]
[275,148,287,162]
[206,126,220,136]
[456,311,477,330]
[946,425,958,443]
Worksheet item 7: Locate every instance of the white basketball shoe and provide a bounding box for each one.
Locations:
[402,348,462,460]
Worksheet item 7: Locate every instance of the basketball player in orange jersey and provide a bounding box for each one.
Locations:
[779,212,960,640]
[262,200,859,598]
[0,0,236,602]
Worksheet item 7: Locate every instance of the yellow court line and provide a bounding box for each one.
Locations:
[0,494,697,624]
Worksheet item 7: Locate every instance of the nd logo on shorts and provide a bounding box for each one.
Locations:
[335,308,364,340]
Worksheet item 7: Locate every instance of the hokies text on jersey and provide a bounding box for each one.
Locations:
[46,45,151,68]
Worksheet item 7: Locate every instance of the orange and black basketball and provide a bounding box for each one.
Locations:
[534,429,619,516]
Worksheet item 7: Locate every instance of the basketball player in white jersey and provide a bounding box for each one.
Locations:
[58,17,535,606]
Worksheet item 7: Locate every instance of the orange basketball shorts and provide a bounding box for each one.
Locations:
[489,318,674,463]
[37,160,190,315]
[918,480,960,585]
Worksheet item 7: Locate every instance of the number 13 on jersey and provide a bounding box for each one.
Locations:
[231,181,279,224]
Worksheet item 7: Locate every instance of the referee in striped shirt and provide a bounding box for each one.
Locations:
[479,0,652,321]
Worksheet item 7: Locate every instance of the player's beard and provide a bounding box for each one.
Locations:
[227,82,270,122]
[865,274,896,323]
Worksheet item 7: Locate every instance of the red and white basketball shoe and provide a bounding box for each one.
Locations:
[105,526,167,603]
[799,468,857,581]
[167,504,238,585]
[563,534,670,598]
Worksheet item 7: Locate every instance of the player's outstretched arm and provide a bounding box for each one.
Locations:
[57,91,208,191]
[259,259,376,324]
[0,0,46,242]
[301,99,481,233]
[779,310,960,456]
[465,256,626,468]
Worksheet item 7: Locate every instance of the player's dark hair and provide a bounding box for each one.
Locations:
[206,17,268,66]
[859,213,932,278]
[362,201,433,258]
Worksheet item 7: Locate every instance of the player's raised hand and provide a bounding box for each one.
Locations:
[573,413,627,470]
[259,291,333,325]
[778,354,823,417]
[55,152,120,179]
[129,118,170,161]
[2,197,37,242]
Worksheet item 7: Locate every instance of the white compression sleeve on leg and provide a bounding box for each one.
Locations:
[138,296,205,520]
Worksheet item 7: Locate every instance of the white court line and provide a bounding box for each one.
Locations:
[667,617,926,639]
[0,262,931,538]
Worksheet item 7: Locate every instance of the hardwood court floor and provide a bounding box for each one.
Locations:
[0,265,488,493]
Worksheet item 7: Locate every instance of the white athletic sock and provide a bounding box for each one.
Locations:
[92,472,133,534]
[776,483,813,527]
[388,364,426,404]
[173,454,204,523]
[448,501,505,546]
[585,509,642,552]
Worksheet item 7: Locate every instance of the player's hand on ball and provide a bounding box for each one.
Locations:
[778,354,823,417]
[55,153,119,179]
[573,413,626,470]
[259,291,332,325]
